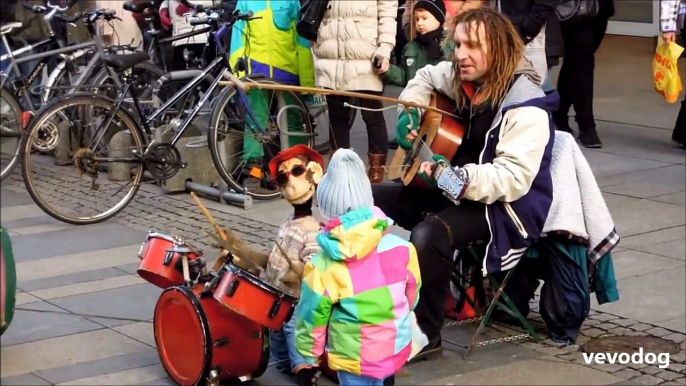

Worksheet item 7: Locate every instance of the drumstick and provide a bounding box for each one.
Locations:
[274,240,298,274]
[206,231,265,274]
[181,255,191,283]
[190,192,228,241]
[190,192,230,271]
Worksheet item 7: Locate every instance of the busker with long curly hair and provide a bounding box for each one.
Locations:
[372,8,558,362]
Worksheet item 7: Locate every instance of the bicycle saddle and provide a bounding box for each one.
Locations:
[102,51,151,70]
[0,22,27,37]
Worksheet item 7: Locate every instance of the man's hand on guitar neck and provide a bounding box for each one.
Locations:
[396,108,420,150]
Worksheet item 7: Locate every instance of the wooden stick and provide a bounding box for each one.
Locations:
[216,81,458,118]
[274,240,297,274]
[181,255,191,284]
[190,192,229,271]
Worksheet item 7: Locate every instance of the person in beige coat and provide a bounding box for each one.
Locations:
[313,0,398,184]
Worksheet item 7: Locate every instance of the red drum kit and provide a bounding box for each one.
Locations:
[137,229,296,386]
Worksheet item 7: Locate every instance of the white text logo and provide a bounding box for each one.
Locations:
[582,348,670,369]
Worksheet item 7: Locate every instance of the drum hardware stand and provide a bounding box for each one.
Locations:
[206,369,221,386]
[166,244,198,287]
[185,181,253,210]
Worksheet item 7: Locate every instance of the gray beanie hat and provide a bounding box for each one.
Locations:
[316,149,375,220]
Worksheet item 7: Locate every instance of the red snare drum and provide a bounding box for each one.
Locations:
[214,263,297,331]
[154,284,269,386]
[137,232,201,288]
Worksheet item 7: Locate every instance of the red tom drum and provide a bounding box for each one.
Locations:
[137,232,202,288]
[154,284,269,385]
[214,263,297,331]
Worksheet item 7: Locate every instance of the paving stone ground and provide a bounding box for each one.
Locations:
[1,36,685,385]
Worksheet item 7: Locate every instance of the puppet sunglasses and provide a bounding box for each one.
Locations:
[276,164,307,186]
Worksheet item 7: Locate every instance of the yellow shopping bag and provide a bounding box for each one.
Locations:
[653,36,685,103]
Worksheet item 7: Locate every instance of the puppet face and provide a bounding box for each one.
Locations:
[276,155,323,205]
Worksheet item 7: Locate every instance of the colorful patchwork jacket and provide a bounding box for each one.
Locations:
[295,206,421,379]
[229,0,315,87]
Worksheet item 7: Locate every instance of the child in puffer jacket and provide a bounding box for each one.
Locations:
[382,0,454,88]
[295,149,422,386]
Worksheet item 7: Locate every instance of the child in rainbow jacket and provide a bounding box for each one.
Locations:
[295,149,422,386]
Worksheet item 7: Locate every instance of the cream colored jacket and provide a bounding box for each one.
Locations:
[398,60,550,204]
[314,0,398,91]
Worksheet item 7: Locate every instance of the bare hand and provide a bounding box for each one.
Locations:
[374,57,390,74]
[419,161,435,178]
[662,32,676,43]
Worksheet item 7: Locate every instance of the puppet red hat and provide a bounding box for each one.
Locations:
[268,145,325,179]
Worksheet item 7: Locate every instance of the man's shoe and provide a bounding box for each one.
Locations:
[407,336,443,364]
[578,129,602,149]
[296,367,321,386]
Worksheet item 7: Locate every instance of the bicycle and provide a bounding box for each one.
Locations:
[19,4,316,224]
[0,1,163,181]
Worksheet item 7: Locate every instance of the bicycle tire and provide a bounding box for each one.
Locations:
[0,86,24,182]
[20,93,146,225]
[207,78,316,201]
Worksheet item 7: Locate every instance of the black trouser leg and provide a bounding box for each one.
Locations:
[558,20,596,131]
[373,183,490,339]
[410,201,490,340]
[358,91,389,155]
[592,14,610,53]
[372,182,427,229]
[673,29,686,146]
[325,95,355,149]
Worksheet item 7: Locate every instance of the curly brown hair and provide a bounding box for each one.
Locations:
[443,8,525,109]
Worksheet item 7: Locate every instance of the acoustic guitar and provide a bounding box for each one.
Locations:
[389,92,465,189]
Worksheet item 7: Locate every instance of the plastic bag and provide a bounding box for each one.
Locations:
[653,36,685,103]
[407,312,429,361]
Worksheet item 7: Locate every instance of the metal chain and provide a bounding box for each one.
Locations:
[475,333,530,347]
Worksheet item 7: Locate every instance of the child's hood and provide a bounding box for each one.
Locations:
[316,206,393,262]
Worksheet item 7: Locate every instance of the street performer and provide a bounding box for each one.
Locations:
[373,8,558,362]
[219,144,324,386]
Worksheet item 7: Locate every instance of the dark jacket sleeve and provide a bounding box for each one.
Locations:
[520,0,560,45]
[383,63,407,87]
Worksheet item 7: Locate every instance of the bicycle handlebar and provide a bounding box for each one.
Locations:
[178,0,205,13]
[22,0,77,14]
[189,10,254,26]
[85,9,120,24]
[123,1,154,14]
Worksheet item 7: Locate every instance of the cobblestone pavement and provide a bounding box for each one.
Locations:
[3,151,684,385]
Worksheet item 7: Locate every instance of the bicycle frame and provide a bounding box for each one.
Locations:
[121,54,228,145]
[1,39,100,108]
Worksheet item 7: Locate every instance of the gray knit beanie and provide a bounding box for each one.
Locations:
[316,149,375,221]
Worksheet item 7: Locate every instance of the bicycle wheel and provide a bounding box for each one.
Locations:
[20,93,146,225]
[0,87,23,182]
[207,78,316,201]
[308,94,332,155]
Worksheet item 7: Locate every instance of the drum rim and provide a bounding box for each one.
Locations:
[225,263,298,301]
[154,285,213,386]
[146,231,181,244]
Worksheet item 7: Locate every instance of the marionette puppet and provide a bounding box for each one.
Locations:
[215,144,324,386]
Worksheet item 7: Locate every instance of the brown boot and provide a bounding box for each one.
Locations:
[368,154,387,184]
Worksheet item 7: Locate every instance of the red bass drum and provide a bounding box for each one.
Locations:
[153,284,270,385]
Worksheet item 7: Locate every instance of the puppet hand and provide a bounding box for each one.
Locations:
[396,108,420,150]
